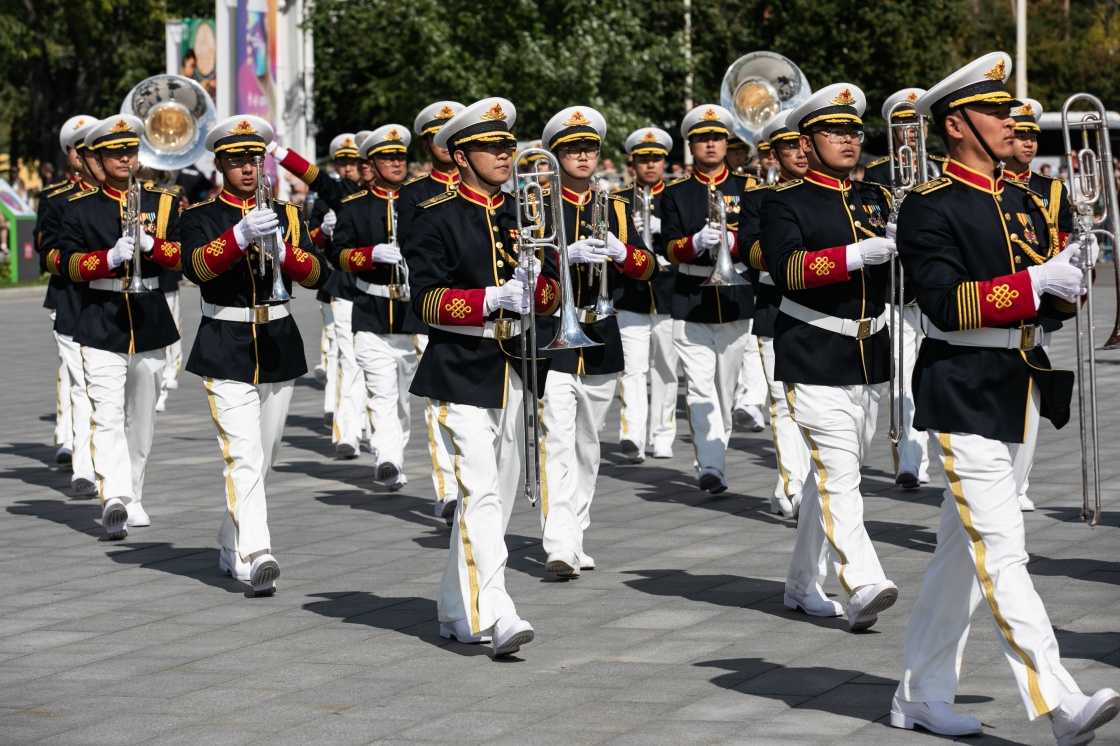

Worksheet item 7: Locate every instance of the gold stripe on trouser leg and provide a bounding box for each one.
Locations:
[426,399,446,501]
[204,379,240,532]
[538,398,549,517]
[938,432,1049,716]
[438,402,481,634]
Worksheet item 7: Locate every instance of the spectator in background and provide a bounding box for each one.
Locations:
[1040,163,1053,177]
[8,164,27,201]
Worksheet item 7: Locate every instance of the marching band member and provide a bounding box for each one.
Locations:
[36,114,100,495]
[1003,97,1073,513]
[741,111,811,518]
[612,127,678,463]
[755,131,780,176]
[400,101,464,523]
[537,107,655,577]
[892,53,1120,742]
[177,115,327,595]
[725,135,751,175]
[407,97,560,655]
[52,115,182,539]
[272,132,366,455]
[760,85,899,630]
[661,104,754,494]
[331,124,416,490]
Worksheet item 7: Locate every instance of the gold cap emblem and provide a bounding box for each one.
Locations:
[73,119,87,130]
[700,108,720,121]
[984,60,1006,81]
[342,137,355,148]
[641,131,659,143]
[906,92,919,103]
[1016,103,1034,116]
[480,103,506,122]
[829,88,856,106]
[386,128,402,141]
[563,110,591,127]
[108,119,132,133]
[437,106,455,119]
[228,120,258,136]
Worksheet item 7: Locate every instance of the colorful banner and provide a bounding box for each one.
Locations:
[236,0,278,123]
[180,18,217,102]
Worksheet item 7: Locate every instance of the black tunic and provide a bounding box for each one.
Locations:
[610,181,674,315]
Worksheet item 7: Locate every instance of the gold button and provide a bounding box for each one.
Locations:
[492,226,499,232]
[854,220,862,227]
[1004,213,1012,220]
[495,241,503,249]
[496,260,504,267]
[498,279,505,285]
[849,204,857,210]
[489,209,496,216]
[581,221,587,226]
[1010,233,1018,240]
[1015,256,1021,264]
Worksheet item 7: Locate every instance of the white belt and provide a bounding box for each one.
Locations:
[431,318,524,340]
[677,261,749,278]
[924,320,1049,351]
[779,298,888,340]
[89,277,158,292]
[758,272,775,286]
[656,255,672,268]
[202,301,291,324]
[356,278,409,301]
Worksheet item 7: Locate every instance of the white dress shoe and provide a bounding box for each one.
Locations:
[492,615,534,657]
[698,466,727,494]
[439,618,491,644]
[733,405,766,432]
[249,554,280,596]
[125,501,150,527]
[164,379,178,391]
[102,498,128,540]
[382,468,407,492]
[846,579,898,632]
[1019,494,1036,512]
[55,446,73,465]
[620,439,645,464]
[436,498,457,526]
[784,586,843,617]
[72,477,97,498]
[155,388,168,412]
[1053,689,1120,746]
[375,462,402,486]
[578,553,596,570]
[770,494,794,518]
[219,547,251,581]
[651,444,673,459]
[890,696,982,736]
[335,441,358,459]
[545,551,580,578]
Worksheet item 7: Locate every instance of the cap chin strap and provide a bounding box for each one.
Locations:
[373,160,403,191]
[810,132,850,177]
[958,108,1005,178]
[463,151,505,190]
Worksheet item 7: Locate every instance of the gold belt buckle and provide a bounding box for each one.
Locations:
[255,306,270,324]
[1020,325,1037,350]
[387,284,402,300]
[856,318,872,340]
[493,318,513,340]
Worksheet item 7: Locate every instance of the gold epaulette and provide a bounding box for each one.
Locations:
[745,182,777,193]
[867,155,890,168]
[67,188,98,201]
[273,198,297,207]
[402,173,429,187]
[341,190,368,203]
[45,182,78,199]
[911,177,951,195]
[418,191,456,209]
[1004,179,1044,199]
[143,184,180,197]
[610,194,630,206]
[929,154,948,164]
[610,185,631,196]
[774,179,803,191]
[183,197,215,211]
[665,175,689,187]
[42,179,70,192]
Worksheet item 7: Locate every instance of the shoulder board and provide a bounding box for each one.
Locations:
[665,175,690,187]
[418,191,457,209]
[142,184,180,197]
[273,198,297,208]
[46,182,78,198]
[745,182,776,193]
[1004,179,1044,199]
[609,194,630,206]
[910,177,951,195]
[43,179,70,192]
[773,179,803,192]
[183,197,215,211]
[402,173,429,187]
[341,190,368,203]
[67,188,98,202]
[741,174,760,188]
[867,156,890,168]
[610,185,632,196]
[929,154,948,163]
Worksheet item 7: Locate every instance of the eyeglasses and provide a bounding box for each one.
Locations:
[558,145,601,158]
[814,128,866,144]
[470,143,516,156]
[222,156,257,169]
[373,153,408,162]
[773,141,802,152]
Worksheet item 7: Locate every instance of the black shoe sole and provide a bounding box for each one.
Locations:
[895,474,920,490]
[699,475,727,494]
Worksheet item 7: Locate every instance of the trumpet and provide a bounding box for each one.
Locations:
[387,198,408,301]
[121,165,150,294]
[634,184,653,253]
[885,101,931,445]
[765,165,780,184]
[1061,93,1120,526]
[513,148,599,506]
[585,176,617,320]
[253,155,291,304]
[701,187,747,287]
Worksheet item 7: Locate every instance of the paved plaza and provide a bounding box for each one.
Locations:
[1,281,1119,746]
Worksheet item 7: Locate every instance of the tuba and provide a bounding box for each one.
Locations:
[253,155,291,304]
[721,52,811,145]
[121,165,150,294]
[121,74,216,172]
[701,188,747,287]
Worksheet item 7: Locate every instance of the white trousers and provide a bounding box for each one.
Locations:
[786,382,886,596]
[733,320,768,411]
[758,337,810,504]
[673,318,751,474]
[897,410,1080,720]
[1010,341,1047,500]
[890,304,929,480]
[163,290,182,388]
[354,331,416,470]
[330,298,364,448]
[414,334,458,506]
[203,378,293,561]
[51,321,72,450]
[57,333,94,483]
[321,302,339,415]
[82,346,164,504]
[617,310,678,457]
[436,374,524,634]
[540,372,618,559]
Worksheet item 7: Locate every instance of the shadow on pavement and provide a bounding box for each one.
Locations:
[6,497,103,538]
[104,541,248,594]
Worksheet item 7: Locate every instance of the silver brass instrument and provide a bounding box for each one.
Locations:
[721,51,811,144]
[1061,93,1120,526]
[387,198,406,300]
[253,155,291,304]
[634,184,653,252]
[765,165,780,184]
[121,165,150,294]
[514,148,599,506]
[585,176,617,320]
[121,74,216,171]
[702,188,747,287]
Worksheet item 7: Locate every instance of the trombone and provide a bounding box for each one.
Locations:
[585,176,617,320]
[121,165,150,294]
[701,188,747,287]
[885,101,931,444]
[513,148,599,506]
[253,155,291,304]
[1061,93,1119,526]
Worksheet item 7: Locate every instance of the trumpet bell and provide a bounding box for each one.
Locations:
[721,51,811,144]
[121,74,216,172]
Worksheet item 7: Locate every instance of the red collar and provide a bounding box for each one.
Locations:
[945,160,1003,193]
[694,164,729,186]
[561,186,592,206]
[1002,169,1030,183]
[804,170,851,191]
[79,179,95,191]
[636,180,665,196]
[370,185,397,199]
[101,185,126,202]
[219,191,257,209]
[456,181,504,209]
[430,169,459,186]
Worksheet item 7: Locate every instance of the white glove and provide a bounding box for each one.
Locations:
[322,209,337,237]
[692,223,722,255]
[567,238,607,264]
[266,141,289,162]
[634,213,663,236]
[845,237,896,270]
[371,242,401,265]
[234,207,280,249]
[138,230,154,254]
[1028,246,1087,303]
[484,278,529,314]
[602,232,628,262]
[107,236,135,268]
[1067,234,1099,266]
[885,222,897,240]
[514,255,541,284]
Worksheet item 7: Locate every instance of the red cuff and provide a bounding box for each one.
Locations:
[748,241,767,271]
[425,288,486,326]
[280,242,318,285]
[616,244,656,280]
[339,246,375,272]
[278,149,318,185]
[190,227,243,282]
[149,237,182,270]
[788,246,850,290]
[309,226,325,248]
[667,235,697,264]
[977,271,1037,327]
[69,249,115,281]
[728,232,739,259]
[1058,232,1070,251]
[535,274,560,315]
